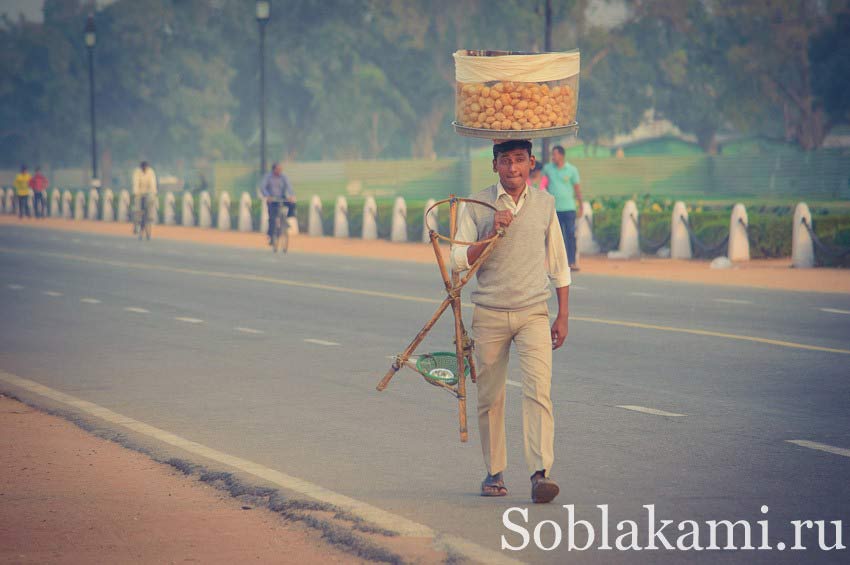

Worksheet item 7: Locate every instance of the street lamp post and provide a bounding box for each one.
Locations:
[84,15,99,190]
[256,1,270,177]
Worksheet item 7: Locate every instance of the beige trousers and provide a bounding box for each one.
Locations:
[472,301,554,477]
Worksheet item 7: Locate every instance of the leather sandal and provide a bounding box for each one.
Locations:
[481,472,508,497]
[531,472,560,503]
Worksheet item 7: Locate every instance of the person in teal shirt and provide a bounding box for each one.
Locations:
[541,146,583,269]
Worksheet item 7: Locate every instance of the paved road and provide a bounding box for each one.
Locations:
[1,224,848,564]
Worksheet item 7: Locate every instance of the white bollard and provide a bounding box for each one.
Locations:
[217,192,231,230]
[49,189,61,217]
[237,192,252,232]
[118,190,131,222]
[576,201,599,255]
[608,200,639,259]
[4,188,13,214]
[74,191,86,220]
[239,192,252,232]
[182,192,195,226]
[391,196,407,242]
[727,203,750,262]
[259,199,269,235]
[362,196,378,240]
[422,199,437,243]
[150,195,160,225]
[287,209,299,235]
[102,189,114,222]
[62,190,73,218]
[164,192,177,225]
[792,202,815,269]
[670,201,692,259]
[334,196,349,238]
[199,191,212,228]
[87,189,99,220]
[308,195,323,237]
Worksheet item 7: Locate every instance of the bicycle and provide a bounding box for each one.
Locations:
[134,195,152,241]
[268,198,296,254]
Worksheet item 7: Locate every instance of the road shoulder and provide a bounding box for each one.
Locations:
[0,393,444,564]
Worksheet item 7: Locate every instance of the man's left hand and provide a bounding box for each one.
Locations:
[551,314,569,350]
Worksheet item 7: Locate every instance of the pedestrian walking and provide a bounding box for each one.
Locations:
[541,145,583,270]
[29,167,49,218]
[13,165,32,219]
[131,161,157,235]
[451,139,571,503]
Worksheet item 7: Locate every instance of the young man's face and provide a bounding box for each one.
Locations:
[493,148,535,191]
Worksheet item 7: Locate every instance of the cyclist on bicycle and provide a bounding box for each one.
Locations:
[132,161,157,235]
[258,162,296,245]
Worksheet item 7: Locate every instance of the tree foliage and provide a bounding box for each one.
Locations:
[1,0,848,174]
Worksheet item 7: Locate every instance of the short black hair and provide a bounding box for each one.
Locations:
[140,161,149,168]
[552,145,565,156]
[493,139,533,159]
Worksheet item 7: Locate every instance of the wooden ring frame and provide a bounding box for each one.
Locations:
[425,197,500,246]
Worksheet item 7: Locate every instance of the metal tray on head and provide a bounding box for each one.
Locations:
[452,121,579,140]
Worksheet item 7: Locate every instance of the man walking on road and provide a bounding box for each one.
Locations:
[132,161,157,234]
[258,162,296,244]
[541,145,582,270]
[29,167,49,218]
[451,139,571,504]
[13,165,32,219]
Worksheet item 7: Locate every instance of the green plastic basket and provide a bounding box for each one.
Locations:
[415,352,470,387]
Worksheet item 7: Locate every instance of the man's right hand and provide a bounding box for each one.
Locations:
[491,210,513,235]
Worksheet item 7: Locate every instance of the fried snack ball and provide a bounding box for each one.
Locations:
[458,80,577,129]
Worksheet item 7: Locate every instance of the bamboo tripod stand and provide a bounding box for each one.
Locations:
[376,196,504,442]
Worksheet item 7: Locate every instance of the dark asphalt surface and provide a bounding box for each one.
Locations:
[1,223,848,564]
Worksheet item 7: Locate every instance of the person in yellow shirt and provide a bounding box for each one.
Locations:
[13,165,32,219]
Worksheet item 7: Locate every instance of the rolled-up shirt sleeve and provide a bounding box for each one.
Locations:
[450,205,477,272]
[547,209,571,287]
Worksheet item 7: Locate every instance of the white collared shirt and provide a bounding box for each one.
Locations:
[450,182,571,288]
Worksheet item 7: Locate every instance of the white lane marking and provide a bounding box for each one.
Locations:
[8,247,849,356]
[0,371,519,565]
[628,291,658,297]
[506,379,522,388]
[123,307,150,314]
[42,291,63,297]
[714,298,752,304]
[787,440,850,458]
[820,308,850,315]
[235,326,264,334]
[175,317,204,324]
[6,284,23,290]
[80,298,101,304]
[617,405,686,417]
[304,338,339,346]
[71,238,80,243]
[48,236,59,241]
